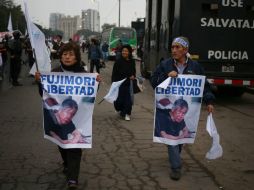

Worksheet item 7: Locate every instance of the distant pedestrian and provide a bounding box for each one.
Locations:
[52,35,64,59]
[24,37,34,68]
[85,40,90,52]
[81,41,85,53]
[111,44,136,121]
[101,41,109,62]
[115,40,122,60]
[8,30,23,86]
[0,40,8,80]
[88,38,102,73]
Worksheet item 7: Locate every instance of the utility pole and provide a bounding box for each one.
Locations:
[118,0,121,27]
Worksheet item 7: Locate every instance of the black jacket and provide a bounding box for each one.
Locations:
[111,57,136,86]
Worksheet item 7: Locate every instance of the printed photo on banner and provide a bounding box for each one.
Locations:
[40,72,99,149]
[153,74,206,146]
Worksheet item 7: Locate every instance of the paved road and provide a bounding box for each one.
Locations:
[0,53,253,190]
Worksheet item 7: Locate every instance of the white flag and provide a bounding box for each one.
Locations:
[205,114,223,159]
[104,78,126,103]
[23,0,51,75]
[7,13,13,32]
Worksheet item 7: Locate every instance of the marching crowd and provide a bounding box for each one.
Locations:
[0,32,215,189]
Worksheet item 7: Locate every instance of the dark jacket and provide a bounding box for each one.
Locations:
[8,39,22,58]
[111,57,136,86]
[52,41,64,59]
[101,43,109,52]
[150,58,215,105]
[88,45,102,60]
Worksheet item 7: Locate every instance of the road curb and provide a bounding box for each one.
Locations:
[246,87,254,94]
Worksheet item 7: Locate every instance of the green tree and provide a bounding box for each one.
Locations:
[34,23,64,40]
[101,23,116,31]
[76,29,100,40]
[0,0,26,33]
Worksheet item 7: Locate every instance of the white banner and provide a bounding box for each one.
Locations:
[103,78,126,103]
[153,74,206,145]
[23,0,51,75]
[7,13,13,32]
[40,72,99,149]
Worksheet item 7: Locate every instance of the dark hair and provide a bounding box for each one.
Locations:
[121,44,132,59]
[172,99,188,111]
[61,98,78,111]
[13,31,21,39]
[59,42,81,64]
[91,38,98,45]
[57,34,62,39]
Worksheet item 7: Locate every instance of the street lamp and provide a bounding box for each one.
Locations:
[118,0,121,27]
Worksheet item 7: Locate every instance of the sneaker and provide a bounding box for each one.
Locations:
[125,114,131,121]
[170,169,181,181]
[68,180,78,189]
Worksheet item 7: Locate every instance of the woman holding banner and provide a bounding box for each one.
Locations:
[150,36,215,181]
[111,44,136,121]
[35,42,101,189]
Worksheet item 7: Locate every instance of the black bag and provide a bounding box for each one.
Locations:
[133,79,141,94]
[100,61,106,68]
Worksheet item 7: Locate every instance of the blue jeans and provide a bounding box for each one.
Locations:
[102,51,108,62]
[167,144,183,170]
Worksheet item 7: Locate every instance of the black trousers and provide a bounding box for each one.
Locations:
[90,59,100,73]
[10,57,21,83]
[114,85,132,116]
[58,147,82,181]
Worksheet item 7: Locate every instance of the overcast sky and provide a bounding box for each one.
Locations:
[14,0,146,28]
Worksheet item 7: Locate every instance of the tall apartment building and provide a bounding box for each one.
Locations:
[81,9,100,32]
[49,13,64,31]
[58,16,81,40]
[49,13,81,40]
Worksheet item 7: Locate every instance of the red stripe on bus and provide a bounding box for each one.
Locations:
[213,79,225,85]
[232,80,243,86]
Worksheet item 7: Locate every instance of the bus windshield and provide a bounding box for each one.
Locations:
[101,27,137,57]
[112,28,134,40]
